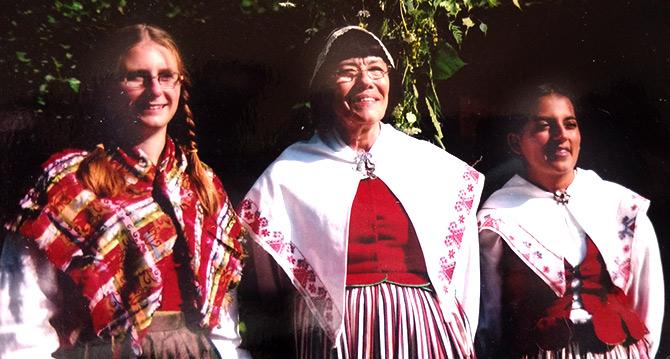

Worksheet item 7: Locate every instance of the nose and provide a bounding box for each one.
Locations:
[146,77,162,97]
[355,69,375,87]
[550,123,567,140]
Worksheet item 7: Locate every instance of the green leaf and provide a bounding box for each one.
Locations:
[66,77,81,92]
[479,21,488,35]
[15,51,30,63]
[433,43,466,80]
[425,97,445,149]
[449,22,463,44]
[44,74,55,82]
[71,1,84,11]
[406,112,417,124]
[462,17,475,28]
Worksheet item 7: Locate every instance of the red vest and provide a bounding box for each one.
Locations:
[346,178,429,286]
[499,237,647,357]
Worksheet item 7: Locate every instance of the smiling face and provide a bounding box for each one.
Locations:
[331,56,390,130]
[117,40,181,138]
[509,93,581,190]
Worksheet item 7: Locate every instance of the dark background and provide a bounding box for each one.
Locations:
[1,0,669,357]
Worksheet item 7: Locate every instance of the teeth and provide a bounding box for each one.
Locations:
[355,97,375,103]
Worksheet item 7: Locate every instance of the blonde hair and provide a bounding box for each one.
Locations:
[77,24,220,215]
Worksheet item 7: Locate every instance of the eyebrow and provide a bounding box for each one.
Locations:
[534,115,577,121]
[338,57,386,66]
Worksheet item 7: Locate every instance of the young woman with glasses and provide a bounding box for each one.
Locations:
[0,24,247,358]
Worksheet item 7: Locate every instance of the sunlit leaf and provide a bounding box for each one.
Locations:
[71,1,84,11]
[433,43,466,80]
[462,17,475,28]
[425,97,445,149]
[406,112,417,124]
[66,77,81,92]
[479,21,488,35]
[44,74,55,82]
[512,0,521,9]
[16,51,30,63]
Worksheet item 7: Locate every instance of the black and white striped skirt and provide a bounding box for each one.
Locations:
[295,282,475,359]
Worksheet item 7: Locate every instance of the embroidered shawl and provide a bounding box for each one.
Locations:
[239,123,484,342]
[12,138,245,349]
[478,169,648,296]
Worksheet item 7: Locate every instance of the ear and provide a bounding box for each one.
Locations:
[507,133,522,155]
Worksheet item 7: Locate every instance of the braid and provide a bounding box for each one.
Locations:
[179,88,220,215]
[77,144,125,198]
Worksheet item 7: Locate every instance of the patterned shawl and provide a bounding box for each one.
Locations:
[12,138,245,352]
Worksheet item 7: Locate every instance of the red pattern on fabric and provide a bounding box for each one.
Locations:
[435,166,480,294]
[238,197,337,337]
[15,139,244,348]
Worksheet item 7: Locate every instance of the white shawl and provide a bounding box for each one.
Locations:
[240,123,484,342]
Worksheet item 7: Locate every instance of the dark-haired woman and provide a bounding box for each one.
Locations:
[477,85,664,358]
[240,26,484,358]
[0,24,247,358]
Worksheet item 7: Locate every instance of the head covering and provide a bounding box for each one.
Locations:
[309,26,395,89]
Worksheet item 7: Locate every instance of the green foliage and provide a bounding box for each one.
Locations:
[255,0,520,147]
[376,0,504,147]
[1,1,213,108]
[3,0,521,147]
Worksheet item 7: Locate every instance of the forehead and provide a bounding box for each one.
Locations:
[336,56,387,67]
[121,40,179,70]
[535,94,575,116]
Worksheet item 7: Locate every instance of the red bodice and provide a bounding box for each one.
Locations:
[346,178,429,286]
[499,237,647,357]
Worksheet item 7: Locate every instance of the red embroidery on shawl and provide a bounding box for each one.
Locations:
[479,214,566,296]
[436,164,480,292]
[238,198,337,339]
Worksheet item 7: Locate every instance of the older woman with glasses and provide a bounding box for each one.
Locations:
[240,26,484,358]
[0,24,247,358]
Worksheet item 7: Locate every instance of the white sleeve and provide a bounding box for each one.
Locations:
[0,232,59,358]
[451,209,481,339]
[475,229,504,357]
[208,288,252,359]
[627,213,664,357]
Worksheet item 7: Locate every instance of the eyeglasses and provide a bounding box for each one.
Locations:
[334,66,389,83]
[121,71,183,89]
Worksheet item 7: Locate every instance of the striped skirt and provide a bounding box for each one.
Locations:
[294,282,475,359]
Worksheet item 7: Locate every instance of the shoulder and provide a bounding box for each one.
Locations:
[382,124,483,182]
[38,149,88,187]
[261,136,326,177]
[575,168,650,212]
[575,169,647,200]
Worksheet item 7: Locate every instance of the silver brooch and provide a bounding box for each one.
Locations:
[354,151,376,179]
[553,190,570,204]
